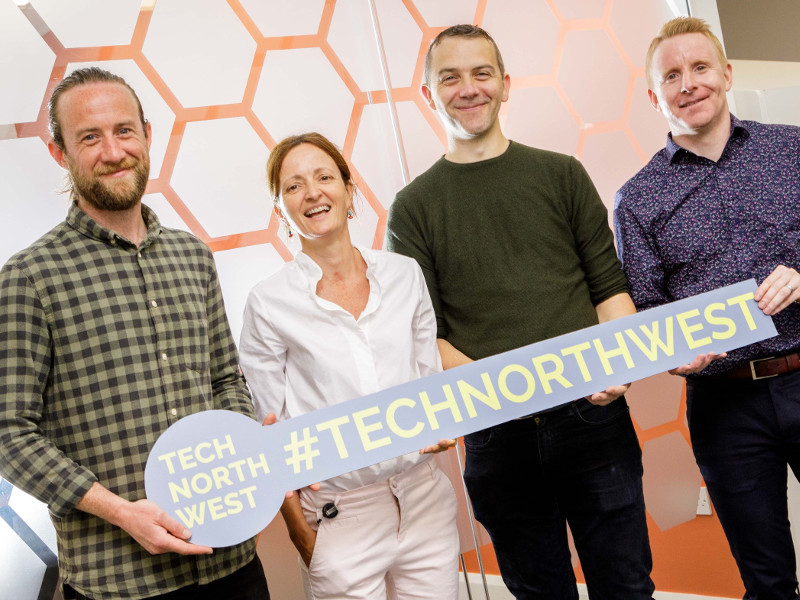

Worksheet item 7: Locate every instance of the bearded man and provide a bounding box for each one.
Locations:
[0,67,270,600]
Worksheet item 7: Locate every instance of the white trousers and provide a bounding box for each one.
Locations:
[299,458,460,600]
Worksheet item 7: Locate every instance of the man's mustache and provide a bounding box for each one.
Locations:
[93,158,140,176]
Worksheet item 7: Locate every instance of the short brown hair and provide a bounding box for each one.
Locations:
[266,132,352,205]
[424,24,505,85]
[646,17,727,88]
[49,67,147,151]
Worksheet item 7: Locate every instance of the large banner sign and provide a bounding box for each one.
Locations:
[145,280,777,546]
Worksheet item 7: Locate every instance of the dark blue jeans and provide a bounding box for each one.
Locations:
[687,370,800,600]
[463,397,654,599]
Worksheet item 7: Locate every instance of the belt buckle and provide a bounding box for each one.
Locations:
[750,356,777,380]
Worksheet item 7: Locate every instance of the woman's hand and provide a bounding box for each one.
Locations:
[420,439,457,454]
[281,492,318,567]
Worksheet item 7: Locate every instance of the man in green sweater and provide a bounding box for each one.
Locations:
[386,25,654,599]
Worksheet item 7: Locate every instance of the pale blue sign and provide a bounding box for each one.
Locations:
[145,280,777,546]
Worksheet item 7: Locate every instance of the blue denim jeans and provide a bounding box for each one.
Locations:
[687,370,800,600]
[463,397,654,600]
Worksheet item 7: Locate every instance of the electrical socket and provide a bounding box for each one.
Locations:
[696,486,712,515]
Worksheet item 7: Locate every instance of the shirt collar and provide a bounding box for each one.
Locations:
[293,246,381,317]
[665,113,751,162]
[294,246,378,283]
[66,201,162,249]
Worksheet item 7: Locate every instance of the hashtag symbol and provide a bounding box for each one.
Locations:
[284,427,321,474]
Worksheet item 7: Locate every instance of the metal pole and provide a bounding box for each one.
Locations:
[456,444,491,599]
[460,554,475,600]
[366,0,411,186]
[367,2,488,596]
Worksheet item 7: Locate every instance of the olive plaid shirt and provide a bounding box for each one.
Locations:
[0,202,257,598]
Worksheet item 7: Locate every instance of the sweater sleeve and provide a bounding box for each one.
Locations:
[567,157,629,305]
[386,195,447,339]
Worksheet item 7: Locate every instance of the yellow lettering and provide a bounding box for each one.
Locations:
[531,353,572,394]
[727,292,757,330]
[497,364,536,403]
[224,492,244,515]
[247,453,270,478]
[704,302,736,340]
[168,478,193,503]
[239,485,258,508]
[625,318,675,361]
[316,416,351,459]
[177,446,197,470]
[561,342,593,382]
[353,406,392,451]
[457,374,501,418]
[676,308,712,349]
[157,451,177,475]
[213,435,236,458]
[195,442,214,464]
[211,466,232,489]
[190,473,213,495]
[228,459,246,481]
[593,333,635,375]
[207,496,226,521]
[175,502,205,527]
[420,389,463,431]
[386,398,424,438]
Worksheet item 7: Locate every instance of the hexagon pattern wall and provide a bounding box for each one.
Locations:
[2,0,739,596]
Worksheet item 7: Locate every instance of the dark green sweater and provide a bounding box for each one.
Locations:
[386,141,628,361]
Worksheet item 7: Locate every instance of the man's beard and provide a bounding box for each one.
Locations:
[69,155,150,211]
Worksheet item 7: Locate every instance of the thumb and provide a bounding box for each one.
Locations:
[157,510,192,540]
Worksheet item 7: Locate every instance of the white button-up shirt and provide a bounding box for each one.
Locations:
[239,247,442,492]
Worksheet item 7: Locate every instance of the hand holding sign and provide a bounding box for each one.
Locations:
[146,280,777,547]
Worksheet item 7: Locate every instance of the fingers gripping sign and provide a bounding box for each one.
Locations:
[755,265,800,316]
[123,499,213,555]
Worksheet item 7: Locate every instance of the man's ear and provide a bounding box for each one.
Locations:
[501,72,511,103]
[647,88,661,113]
[421,83,436,111]
[48,139,68,169]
